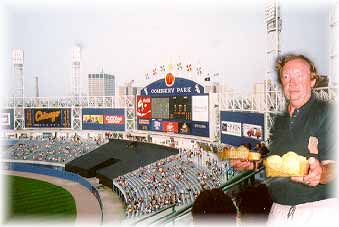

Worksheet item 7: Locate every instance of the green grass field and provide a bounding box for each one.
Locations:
[6,175,77,222]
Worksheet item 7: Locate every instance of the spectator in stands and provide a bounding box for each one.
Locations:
[112,150,224,217]
[230,54,337,225]
[192,188,237,225]
[234,183,272,224]
[9,137,99,164]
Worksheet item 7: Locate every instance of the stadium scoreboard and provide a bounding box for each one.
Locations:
[137,76,210,137]
[137,94,209,137]
[169,96,192,120]
[151,97,169,119]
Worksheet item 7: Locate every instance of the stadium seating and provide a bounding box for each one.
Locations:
[5,138,99,164]
[113,149,226,217]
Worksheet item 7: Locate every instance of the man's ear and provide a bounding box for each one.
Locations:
[311,78,316,88]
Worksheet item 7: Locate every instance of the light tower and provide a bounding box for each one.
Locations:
[71,46,81,97]
[34,75,40,106]
[264,0,284,141]
[13,49,24,100]
[12,49,25,130]
[34,76,39,98]
[329,2,338,85]
[71,46,82,130]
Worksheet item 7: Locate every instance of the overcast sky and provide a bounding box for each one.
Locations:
[0,0,334,98]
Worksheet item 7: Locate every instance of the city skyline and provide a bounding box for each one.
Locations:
[0,0,334,98]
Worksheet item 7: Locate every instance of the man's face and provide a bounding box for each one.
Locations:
[281,59,316,108]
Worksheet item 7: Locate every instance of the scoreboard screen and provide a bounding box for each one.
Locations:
[169,96,192,120]
[151,97,169,119]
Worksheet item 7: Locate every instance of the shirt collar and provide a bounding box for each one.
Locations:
[290,92,316,117]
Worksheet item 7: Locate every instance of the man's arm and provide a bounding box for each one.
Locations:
[292,136,336,186]
[229,159,263,171]
[229,159,254,171]
[320,161,336,184]
[291,158,336,186]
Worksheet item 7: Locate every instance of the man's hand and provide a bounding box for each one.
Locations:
[291,157,322,187]
[229,159,254,171]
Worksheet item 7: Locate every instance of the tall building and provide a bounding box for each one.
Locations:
[88,70,115,96]
[117,82,142,96]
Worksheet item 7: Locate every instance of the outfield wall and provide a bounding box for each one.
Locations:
[3,162,104,222]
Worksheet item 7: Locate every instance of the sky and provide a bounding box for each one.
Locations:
[0,0,335,98]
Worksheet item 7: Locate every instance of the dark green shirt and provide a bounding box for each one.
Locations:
[268,93,337,205]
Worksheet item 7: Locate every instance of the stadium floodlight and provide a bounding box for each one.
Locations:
[72,46,81,63]
[12,49,24,65]
[264,0,276,23]
[71,46,81,98]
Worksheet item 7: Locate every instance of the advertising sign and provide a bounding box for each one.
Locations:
[191,122,209,137]
[83,115,103,124]
[25,108,71,128]
[137,118,150,131]
[192,95,209,122]
[220,111,265,147]
[138,125,150,130]
[178,122,191,134]
[162,121,178,133]
[138,119,150,125]
[104,115,124,124]
[0,113,10,126]
[82,108,125,131]
[151,119,163,131]
[242,123,263,140]
[0,109,14,129]
[221,121,242,137]
[136,96,152,118]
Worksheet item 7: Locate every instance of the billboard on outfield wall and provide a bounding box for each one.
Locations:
[0,109,14,129]
[25,108,71,128]
[220,111,264,147]
[82,108,125,131]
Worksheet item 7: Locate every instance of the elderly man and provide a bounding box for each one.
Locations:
[231,54,337,225]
